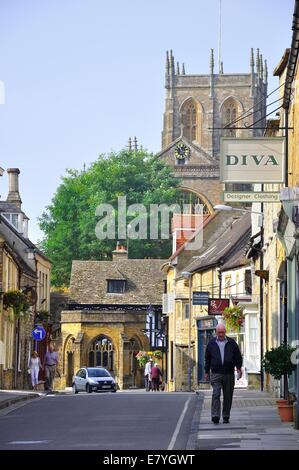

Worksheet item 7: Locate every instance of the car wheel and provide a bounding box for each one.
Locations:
[86,384,93,393]
[112,389,117,393]
[72,383,78,394]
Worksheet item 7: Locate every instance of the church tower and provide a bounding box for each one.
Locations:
[157,48,268,214]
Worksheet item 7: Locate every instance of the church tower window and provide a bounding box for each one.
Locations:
[181,99,201,144]
[221,97,239,137]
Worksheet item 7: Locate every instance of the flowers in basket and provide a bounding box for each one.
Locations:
[223,306,245,333]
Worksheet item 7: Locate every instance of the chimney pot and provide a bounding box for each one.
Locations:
[6,168,22,208]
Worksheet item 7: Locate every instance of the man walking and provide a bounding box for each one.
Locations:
[205,323,242,424]
[144,358,153,392]
[43,344,59,393]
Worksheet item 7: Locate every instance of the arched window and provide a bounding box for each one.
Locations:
[181,99,201,143]
[88,335,114,371]
[221,97,240,137]
[177,190,210,215]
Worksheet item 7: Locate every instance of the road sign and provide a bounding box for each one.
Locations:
[32,326,46,341]
[192,291,209,306]
[209,298,229,315]
[223,191,280,203]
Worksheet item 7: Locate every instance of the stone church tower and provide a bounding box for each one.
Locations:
[156,48,268,215]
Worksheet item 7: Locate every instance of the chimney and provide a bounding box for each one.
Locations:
[7,168,22,208]
[112,241,128,260]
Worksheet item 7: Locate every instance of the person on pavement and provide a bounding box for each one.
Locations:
[43,344,59,393]
[144,358,153,392]
[151,363,162,392]
[205,323,242,424]
[29,351,41,391]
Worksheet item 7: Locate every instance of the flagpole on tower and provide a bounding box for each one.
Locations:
[218,0,222,74]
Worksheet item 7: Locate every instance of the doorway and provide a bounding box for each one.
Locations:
[197,318,218,382]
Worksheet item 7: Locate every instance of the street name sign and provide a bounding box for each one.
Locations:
[223,191,280,203]
[32,326,46,341]
[192,291,209,305]
[220,137,285,183]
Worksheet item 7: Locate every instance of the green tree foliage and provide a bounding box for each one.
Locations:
[39,150,181,286]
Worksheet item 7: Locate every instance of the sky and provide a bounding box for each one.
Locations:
[0,0,294,243]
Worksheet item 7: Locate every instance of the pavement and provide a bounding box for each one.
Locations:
[197,389,299,450]
[0,390,41,411]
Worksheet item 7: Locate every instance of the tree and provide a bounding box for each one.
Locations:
[39,149,181,286]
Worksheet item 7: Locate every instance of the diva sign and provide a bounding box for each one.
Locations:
[220,137,285,183]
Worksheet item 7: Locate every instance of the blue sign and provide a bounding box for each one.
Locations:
[192,291,209,306]
[32,326,46,341]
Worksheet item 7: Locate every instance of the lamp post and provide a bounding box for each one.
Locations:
[182,271,192,392]
[147,305,154,351]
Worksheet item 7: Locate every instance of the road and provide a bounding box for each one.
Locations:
[0,391,201,450]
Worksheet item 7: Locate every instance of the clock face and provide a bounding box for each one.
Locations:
[175,143,190,160]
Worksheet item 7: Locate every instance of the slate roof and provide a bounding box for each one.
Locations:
[183,212,251,273]
[69,259,167,305]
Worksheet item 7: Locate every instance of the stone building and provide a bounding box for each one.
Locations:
[0,168,51,390]
[157,48,268,216]
[59,245,166,390]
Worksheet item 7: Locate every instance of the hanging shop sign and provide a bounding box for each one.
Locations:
[192,291,209,306]
[208,298,230,315]
[220,137,285,183]
[223,191,280,203]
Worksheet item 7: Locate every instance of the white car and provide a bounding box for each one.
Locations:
[72,367,117,393]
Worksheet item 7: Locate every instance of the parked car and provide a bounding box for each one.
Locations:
[72,367,117,393]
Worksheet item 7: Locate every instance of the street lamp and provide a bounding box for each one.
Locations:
[213,204,263,216]
[147,305,154,350]
[181,271,192,392]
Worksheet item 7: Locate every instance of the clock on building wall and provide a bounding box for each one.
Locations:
[175,143,191,160]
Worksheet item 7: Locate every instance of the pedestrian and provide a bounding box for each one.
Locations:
[205,323,242,424]
[43,344,59,392]
[29,351,41,391]
[151,363,162,392]
[144,358,153,392]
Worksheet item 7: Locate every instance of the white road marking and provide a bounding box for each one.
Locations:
[167,396,191,450]
[8,440,52,445]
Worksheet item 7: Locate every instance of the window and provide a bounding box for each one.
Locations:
[176,157,186,165]
[245,270,252,295]
[107,279,126,293]
[222,98,239,137]
[225,275,231,297]
[184,303,190,319]
[4,319,14,370]
[3,213,21,231]
[89,336,114,371]
[181,99,201,143]
[177,190,210,215]
[163,280,167,294]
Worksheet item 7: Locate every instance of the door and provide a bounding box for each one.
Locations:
[197,318,217,382]
[67,352,74,387]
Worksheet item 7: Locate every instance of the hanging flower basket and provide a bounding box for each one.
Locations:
[153,350,162,359]
[136,350,150,368]
[3,290,31,318]
[35,310,50,324]
[223,306,245,333]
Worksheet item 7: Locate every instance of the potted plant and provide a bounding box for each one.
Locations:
[262,344,296,422]
[153,350,162,360]
[223,305,245,333]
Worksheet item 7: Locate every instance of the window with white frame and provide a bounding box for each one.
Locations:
[248,314,259,370]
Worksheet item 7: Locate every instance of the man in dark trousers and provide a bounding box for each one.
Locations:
[205,323,242,424]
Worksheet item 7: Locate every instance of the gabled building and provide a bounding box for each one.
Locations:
[59,245,167,390]
[0,168,51,390]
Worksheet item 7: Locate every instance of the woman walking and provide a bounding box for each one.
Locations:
[29,351,41,391]
[151,363,162,392]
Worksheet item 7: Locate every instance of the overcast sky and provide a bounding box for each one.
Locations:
[0,0,294,242]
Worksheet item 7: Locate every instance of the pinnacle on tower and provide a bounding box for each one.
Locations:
[220,61,224,74]
[182,63,186,75]
[170,49,175,75]
[176,62,180,75]
[256,48,260,77]
[260,54,263,79]
[165,50,170,75]
[250,48,254,69]
[134,136,138,151]
[128,137,132,152]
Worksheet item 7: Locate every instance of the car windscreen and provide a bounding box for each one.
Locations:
[87,368,110,378]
